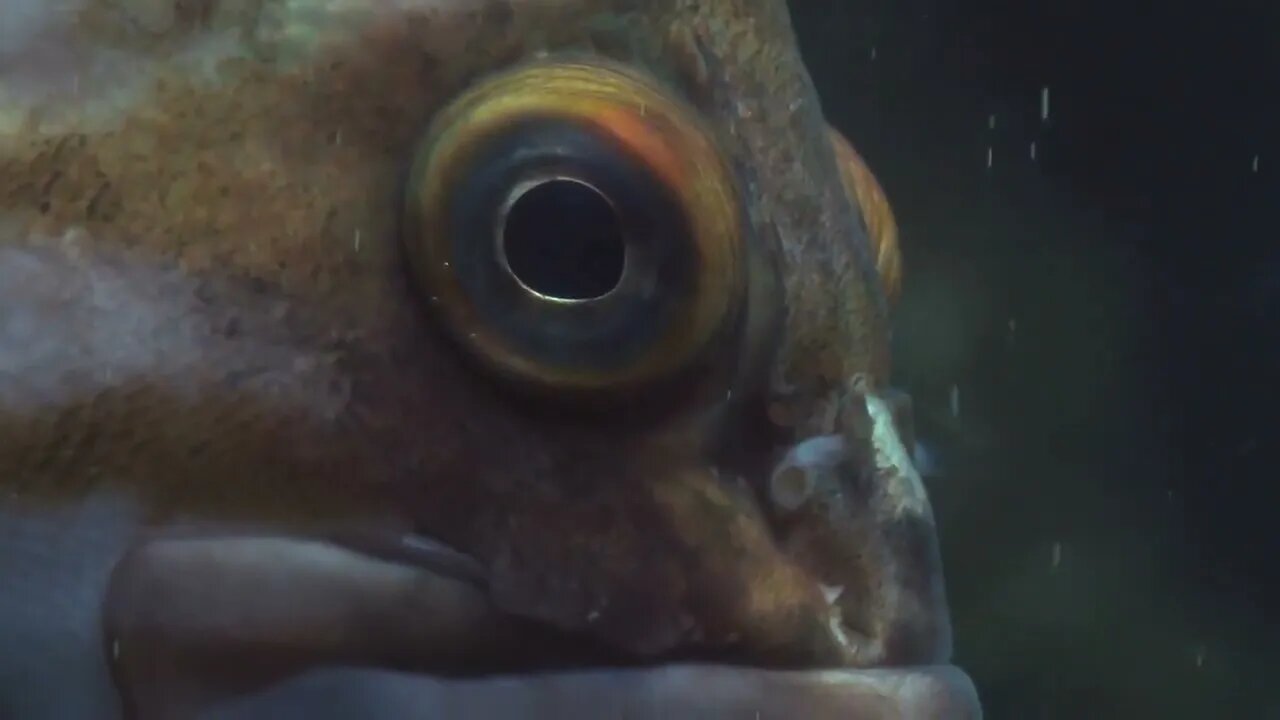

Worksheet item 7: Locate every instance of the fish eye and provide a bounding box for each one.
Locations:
[404,61,746,399]
[828,126,903,308]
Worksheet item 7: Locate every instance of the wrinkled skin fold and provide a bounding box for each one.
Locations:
[0,0,981,717]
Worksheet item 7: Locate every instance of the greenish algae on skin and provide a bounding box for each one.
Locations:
[0,1,979,718]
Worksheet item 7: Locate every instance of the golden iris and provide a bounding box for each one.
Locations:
[404,60,746,400]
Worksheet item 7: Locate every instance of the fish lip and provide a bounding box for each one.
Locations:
[105,528,980,718]
[213,663,983,719]
[361,533,982,718]
[333,528,491,588]
[518,663,984,719]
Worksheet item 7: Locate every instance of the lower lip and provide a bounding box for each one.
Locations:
[209,663,982,719]
[106,530,981,718]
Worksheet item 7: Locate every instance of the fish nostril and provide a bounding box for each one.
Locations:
[770,465,814,511]
[768,434,846,512]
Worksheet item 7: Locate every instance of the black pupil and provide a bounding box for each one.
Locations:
[502,179,626,300]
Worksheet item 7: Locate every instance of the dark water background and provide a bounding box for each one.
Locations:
[791,0,1279,717]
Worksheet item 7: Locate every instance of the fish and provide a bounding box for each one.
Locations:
[0,1,981,718]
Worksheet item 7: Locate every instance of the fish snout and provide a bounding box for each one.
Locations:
[765,381,954,668]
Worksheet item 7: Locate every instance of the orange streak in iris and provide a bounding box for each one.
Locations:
[593,106,689,190]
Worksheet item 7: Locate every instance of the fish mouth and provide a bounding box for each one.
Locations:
[105,526,981,719]
[214,662,980,719]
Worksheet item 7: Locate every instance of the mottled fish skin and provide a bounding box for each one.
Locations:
[0,0,963,716]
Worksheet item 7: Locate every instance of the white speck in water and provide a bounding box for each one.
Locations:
[1007,318,1018,347]
[1195,645,1206,667]
[870,46,877,60]
[587,610,601,622]
[430,295,440,303]
[353,228,361,252]
[1030,141,1037,160]
[986,146,993,169]
[111,639,120,661]
[1051,541,1062,569]
[442,261,450,268]
[988,114,996,130]
[789,98,803,112]
[949,384,960,418]
[1252,154,1260,173]
[1041,86,1051,121]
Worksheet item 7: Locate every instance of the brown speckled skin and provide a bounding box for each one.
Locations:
[0,0,944,673]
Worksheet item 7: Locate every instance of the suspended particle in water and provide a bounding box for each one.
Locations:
[1040,86,1050,121]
